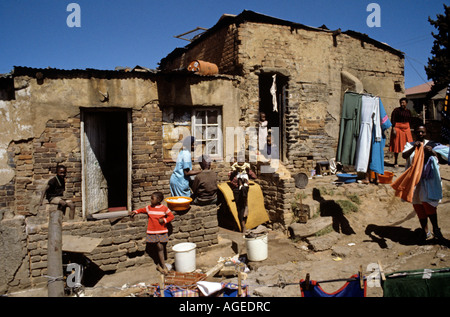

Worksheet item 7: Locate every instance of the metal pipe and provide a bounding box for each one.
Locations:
[87,210,130,220]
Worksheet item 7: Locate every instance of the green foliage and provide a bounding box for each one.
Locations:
[345,193,361,205]
[315,225,333,237]
[318,186,334,196]
[335,199,359,214]
[290,192,307,211]
[425,4,450,93]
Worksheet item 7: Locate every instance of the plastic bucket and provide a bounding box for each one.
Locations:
[244,233,268,262]
[370,171,394,184]
[172,242,196,272]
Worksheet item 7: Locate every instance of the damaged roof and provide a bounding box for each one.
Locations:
[160,10,404,67]
[10,65,158,80]
[9,65,234,81]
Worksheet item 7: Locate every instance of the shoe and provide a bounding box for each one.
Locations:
[417,229,427,243]
[433,228,444,240]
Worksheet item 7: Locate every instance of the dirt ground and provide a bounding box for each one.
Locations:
[7,157,450,298]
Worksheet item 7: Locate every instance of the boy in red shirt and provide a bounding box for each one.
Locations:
[129,192,174,274]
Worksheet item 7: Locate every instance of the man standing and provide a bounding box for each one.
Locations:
[389,98,413,167]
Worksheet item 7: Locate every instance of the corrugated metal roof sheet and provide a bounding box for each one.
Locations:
[405,81,433,96]
[12,65,158,79]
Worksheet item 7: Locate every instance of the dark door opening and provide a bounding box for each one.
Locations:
[258,73,288,160]
[82,109,129,215]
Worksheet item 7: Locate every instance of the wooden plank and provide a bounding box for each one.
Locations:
[205,262,225,278]
[378,260,386,281]
[83,112,109,215]
[89,210,129,220]
[62,235,103,253]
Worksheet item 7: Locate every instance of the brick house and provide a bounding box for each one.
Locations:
[160,9,405,223]
[160,10,405,167]
[0,10,404,293]
[0,67,238,293]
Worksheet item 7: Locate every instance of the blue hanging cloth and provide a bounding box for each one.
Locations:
[300,274,366,297]
[369,99,392,175]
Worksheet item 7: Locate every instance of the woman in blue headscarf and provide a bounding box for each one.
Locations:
[169,136,201,197]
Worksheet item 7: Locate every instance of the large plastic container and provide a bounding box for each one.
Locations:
[370,171,394,184]
[244,233,268,262]
[172,242,196,272]
[165,196,192,211]
[187,60,219,75]
[336,173,357,184]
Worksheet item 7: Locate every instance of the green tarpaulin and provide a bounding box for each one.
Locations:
[382,268,450,297]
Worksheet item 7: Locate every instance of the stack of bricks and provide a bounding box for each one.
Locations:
[167,204,219,257]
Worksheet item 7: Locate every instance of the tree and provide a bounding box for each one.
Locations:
[425,4,449,94]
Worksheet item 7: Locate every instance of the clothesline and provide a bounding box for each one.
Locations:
[273,267,450,290]
[340,88,402,102]
[388,268,450,278]
[344,89,376,97]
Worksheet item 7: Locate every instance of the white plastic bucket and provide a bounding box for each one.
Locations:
[244,233,268,261]
[172,242,196,272]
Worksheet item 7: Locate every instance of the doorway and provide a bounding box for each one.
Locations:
[258,73,288,161]
[81,109,131,217]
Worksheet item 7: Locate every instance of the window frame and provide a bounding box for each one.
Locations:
[191,107,223,161]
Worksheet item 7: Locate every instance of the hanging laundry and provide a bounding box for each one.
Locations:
[300,274,366,297]
[258,114,268,154]
[336,92,362,166]
[391,143,424,202]
[382,268,450,297]
[270,74,278,112]
[369,99,392,175]
[354,95,381,173]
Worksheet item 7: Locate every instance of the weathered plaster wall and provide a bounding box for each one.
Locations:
[236,22,404,168]
[0,74,159,185]
[159,18,405,228]
[0,70,240,294]
[161,20,405,169]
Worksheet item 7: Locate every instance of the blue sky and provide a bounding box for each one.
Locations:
[0,0,446,88]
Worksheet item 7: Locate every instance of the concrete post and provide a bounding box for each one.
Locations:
[47,209,64,297]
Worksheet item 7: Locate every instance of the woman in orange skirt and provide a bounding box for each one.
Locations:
[389,98,413,167]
